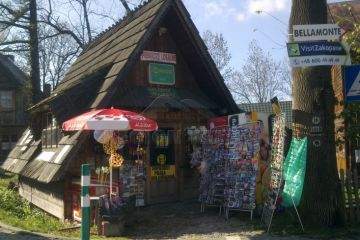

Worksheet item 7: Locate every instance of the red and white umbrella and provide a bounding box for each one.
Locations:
[62,108,158,198]
[62,108,158,131]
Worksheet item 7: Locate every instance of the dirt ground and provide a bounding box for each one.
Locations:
[122,201,308,240]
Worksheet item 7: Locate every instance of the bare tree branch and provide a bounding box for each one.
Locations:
[38,19,84,48]
[0,40,29,45]
[0,20,28,30]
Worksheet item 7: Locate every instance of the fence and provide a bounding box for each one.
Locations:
[340,168,360,222]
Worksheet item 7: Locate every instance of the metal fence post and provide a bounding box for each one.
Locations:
[81,164,91,240]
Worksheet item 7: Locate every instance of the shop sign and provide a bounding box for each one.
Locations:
[293,24,343,42]
[345,65,360,102]
[287,41,348,67]
[149,63,175,85]
[151,165,176,179]
[147,87,178,98]
[141,50,176,64]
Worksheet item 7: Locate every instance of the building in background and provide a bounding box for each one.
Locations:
[0,54,29,162]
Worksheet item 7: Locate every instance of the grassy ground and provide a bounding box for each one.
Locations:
[0,172,130,239]
[0,173,79,238]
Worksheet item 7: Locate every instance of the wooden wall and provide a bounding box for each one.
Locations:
[122,26,204,94]
[19,177,65,220]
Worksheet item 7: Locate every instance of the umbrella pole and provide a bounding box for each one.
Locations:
[110,165,113,200]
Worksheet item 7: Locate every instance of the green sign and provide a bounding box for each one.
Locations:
[149,63,175,85]
[282,137,307,207]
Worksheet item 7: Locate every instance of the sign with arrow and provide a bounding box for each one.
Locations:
[345,65,360,102]
[287,41,349,67]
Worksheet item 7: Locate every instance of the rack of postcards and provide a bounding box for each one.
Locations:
[119,132,147,207]
[224,123,261,220]
[198,126,228,214]
[261,113,286,231]
[195,122,261,219]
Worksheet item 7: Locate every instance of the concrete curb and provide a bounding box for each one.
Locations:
[0,221,78,239]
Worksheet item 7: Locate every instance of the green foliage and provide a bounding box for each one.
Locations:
[335,4,360,64]
[336,101,360,145]
[333,4,360,145]
[0,188,30,218]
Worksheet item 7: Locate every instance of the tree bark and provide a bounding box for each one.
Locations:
[289,0,344,226]
[29,0,41,104]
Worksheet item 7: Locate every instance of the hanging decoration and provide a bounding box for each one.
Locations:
[103,134,125,168]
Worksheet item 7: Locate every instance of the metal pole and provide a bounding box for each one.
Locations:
[81,164,91,240]
[110,165,113,200]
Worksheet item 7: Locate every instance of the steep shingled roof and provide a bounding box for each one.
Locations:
[31,0,238,115]
[0,54,28,87]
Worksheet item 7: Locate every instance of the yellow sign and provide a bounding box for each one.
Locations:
[157,154,167,165]
[151,165,176,179]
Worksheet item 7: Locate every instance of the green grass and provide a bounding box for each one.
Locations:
[0,173,130,239]
[0,173,78,237]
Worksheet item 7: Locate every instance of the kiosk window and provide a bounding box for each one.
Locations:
[151,129,174,166]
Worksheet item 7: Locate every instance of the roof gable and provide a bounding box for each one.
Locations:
[0,54,27,88]
[34,0,238,115]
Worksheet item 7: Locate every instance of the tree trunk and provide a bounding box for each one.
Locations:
[289,0,344,226]
[120,0,131,14]
[82,0,92,42]
[29,0,41,104]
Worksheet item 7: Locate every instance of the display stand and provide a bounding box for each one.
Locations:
[291,196,305,232]
[224,123,261,220]
[261,113,304,232]
[261,113,285,231]
[198,126,228,215]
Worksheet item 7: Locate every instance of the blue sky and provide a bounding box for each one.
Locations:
[182,0,349,69]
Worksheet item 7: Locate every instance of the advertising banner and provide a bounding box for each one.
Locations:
[282,137,307,207]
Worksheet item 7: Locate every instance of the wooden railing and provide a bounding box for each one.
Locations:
[340,168,360,222]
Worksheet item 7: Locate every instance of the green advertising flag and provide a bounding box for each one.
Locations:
[282,137,307,207]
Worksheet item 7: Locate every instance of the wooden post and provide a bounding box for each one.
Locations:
[347,170,354,222]
[340,169,347,222]
[353,168,360,221]
[81,164,91,240]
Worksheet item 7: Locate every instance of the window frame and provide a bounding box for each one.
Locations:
[0,90,15,110]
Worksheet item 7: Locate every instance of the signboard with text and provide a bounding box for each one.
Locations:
[151,165,176,179]
[141,50,176,64]
[148,63,175,85]
[293,24,343,42]
[345,65,360,102]
[287,41,348,67]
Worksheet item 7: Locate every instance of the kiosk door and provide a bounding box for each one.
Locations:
[149,128,177,204]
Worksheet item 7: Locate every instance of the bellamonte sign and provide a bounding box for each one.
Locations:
[293,24,343,41]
